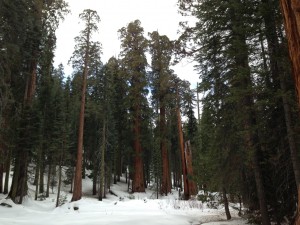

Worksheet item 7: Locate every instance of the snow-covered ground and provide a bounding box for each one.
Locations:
[0,174,248,225]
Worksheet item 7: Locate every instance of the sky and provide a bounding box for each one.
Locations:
[54,0,198,88]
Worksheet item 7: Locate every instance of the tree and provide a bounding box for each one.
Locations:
[118,20,148,192]
[69,9,101,202]
[148,31,173,195]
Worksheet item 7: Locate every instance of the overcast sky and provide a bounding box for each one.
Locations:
[54,0,198,87]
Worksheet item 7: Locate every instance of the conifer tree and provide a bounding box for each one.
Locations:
[149,31,173,195]
[69,9,101,201]
[118,20,148,192]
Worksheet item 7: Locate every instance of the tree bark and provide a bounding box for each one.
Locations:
[223,187,231,220]
[46,163,51,198]
[0,163,3,193]
[3,149,10,194]
[56,155,63,207]
[132,103,145,192]
[160,104,171,195]
[229,3,270,223]
[34,161,39,201]
[280,0,300,106]
[279,2,300,223]
[72,33,90,202]
[185,141,197,195]
[176,88,189,200]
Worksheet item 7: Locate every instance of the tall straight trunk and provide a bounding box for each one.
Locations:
[70,167,74,193]
[92,155,97,195]
[185,141,197,195]
[280,0,300,107]
[132,103,145,192]
[46,163,51,197]
[0,163,3,193]
[197,82,201,123]
[3,149,11,194]
[160,105,171,195]
[99,121,106,201]
[280,6,300,222]
[72,38,90,202]
[56,155,63,207]
[176,89,189,200]
[39,156,44,193]
[237,58,271,225]
[229,3,270,223]
[34,162,39,200]
[223,187,231,220]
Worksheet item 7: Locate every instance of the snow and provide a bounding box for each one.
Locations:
[0,174,248,225]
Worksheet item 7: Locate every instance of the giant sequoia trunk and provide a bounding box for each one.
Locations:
[176,88,189,200]
[263,0,300,189]
[185,141,197,195]
[8,62,37,203]
[279,1,300,223]
[280,0,300,106]
[160,104,171,195]
[7,0,42,204]
[72,63,88,201]
[72,32,90,202]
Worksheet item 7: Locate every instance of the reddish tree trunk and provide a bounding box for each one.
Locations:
[176,93,189,200]
[185,141,197,195]
[279,1,300,223]
[280,0,300,106]
[160,105,171,195]
[72,64,88,201]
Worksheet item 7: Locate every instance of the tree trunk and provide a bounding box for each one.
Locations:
[34,162,39,201]
[3,149,11,194]
[72,48,89,202]
[132,103,145,192]
[279,4,300,223]
[39,160,44,194]
[280,0,300,107]
[185,141,197,195]
[46,163,51,198]
[56,156,63,207]
[223,187,231,220]
[229,3,270,223]
[70,167,74,193]
[92,156,97,195]
[176,89,189,200]
[99,121,106,201]
[0,162,3,193]
[160,105,171,195]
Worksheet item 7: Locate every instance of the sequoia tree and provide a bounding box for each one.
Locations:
[69,9,101,201]
[118,20,148,192]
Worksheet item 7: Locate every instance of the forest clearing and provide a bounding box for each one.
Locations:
[1,0,300,224]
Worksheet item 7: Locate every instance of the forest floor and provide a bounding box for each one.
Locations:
[0,172,248,225]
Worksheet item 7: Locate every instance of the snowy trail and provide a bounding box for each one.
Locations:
[0,175,247,225]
